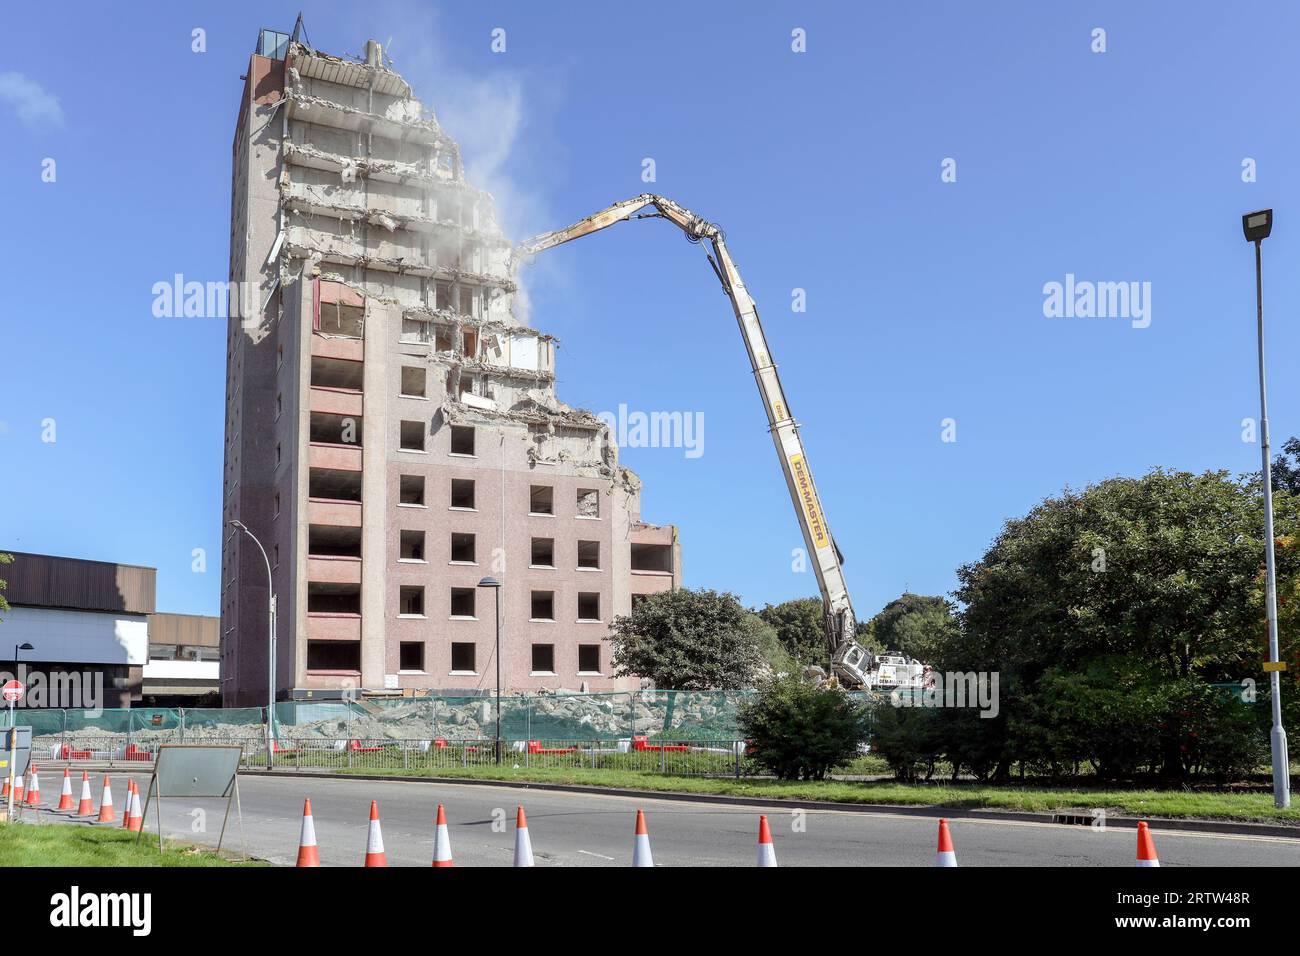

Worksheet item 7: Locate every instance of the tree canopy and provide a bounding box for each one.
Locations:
[606,588,766,689]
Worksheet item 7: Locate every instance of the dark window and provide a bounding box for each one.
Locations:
[451,642,476,672]
[531,644,555,673]
[578,645,600,673]
[530,537,554,567]
[400,366,426,398]
[578,592,600,621]
[450,532,476,563]
[450,425,475,455]
[530,591,554,621]
[450,587,476,617]
[307,641,360,671]
[451,478,475,509]
[399,474,424,505]
[400,530,425,561]
[529,485,553,515]
[399,586,425,616]
[400,420,425,451]
[400,642,425,671]
[577,540,600,569]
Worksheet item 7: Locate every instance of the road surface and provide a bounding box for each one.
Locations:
[28,771,1300,867]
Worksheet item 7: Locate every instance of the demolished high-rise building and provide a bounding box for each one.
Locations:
[220,27,681,706]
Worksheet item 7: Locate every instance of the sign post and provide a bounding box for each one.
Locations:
[3,680,24,822]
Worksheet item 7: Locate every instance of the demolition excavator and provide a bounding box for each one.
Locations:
[516,194,873,687]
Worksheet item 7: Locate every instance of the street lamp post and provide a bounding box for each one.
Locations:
[230,519,278,761]
[477,576,503,764]
[1243,208,1290,809]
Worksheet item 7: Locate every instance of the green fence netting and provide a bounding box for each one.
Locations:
[11,690,896,745]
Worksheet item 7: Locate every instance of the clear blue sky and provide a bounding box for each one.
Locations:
[2,1,1298,620]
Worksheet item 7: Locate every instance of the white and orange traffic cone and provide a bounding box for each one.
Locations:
[936,818,958,867]
[513,805,534,867]
[12,773,24,805]
[1,777,8,799]
[756,814,777,867]
[432,803,454,867]
[96,776,115,823]
[122,780,136,829]
[57,767,74,811]
[25,765,40,806]
[632,809,654,867]
[1135,821,1159,867]
[75,772,94,816]
[297,799,320,867]
[364,801,387,867]
[126,786,143,832]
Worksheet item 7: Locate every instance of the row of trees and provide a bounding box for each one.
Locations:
[609,441,1300,783]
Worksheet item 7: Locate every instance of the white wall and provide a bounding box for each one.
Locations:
[2,606,148,666]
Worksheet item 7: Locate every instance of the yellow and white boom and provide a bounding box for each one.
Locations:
[517,194,872,687]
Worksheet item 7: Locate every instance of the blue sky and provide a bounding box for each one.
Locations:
[2,1,1298,620]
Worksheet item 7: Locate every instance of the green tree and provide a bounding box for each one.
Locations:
[949,468,1300,781]
[606,588,765,689]
[1270,436,1300,495]
[757,597,826,664]
[867,592,958,662]
[738,674,870,779]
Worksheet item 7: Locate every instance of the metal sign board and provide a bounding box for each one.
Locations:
[1,680,23,703]
[138,744,245,856]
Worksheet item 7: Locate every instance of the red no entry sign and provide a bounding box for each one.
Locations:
[1,680,23,703]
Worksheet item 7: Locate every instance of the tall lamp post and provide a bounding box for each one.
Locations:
[229,519,278,756]
[1243,208,1290,809]
[477,576,503,764]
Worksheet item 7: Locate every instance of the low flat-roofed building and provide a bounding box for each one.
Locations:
[1,551,220,709]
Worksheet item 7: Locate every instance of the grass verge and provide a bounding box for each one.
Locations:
[0,822,264,867]
[323,764,1300,824]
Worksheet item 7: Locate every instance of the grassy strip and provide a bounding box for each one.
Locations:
[0,823,264,867]
[324,764,1300,824]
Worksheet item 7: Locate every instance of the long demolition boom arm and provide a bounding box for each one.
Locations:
[517,194,872,687]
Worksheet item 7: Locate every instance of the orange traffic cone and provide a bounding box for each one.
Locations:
[513,805,534,867]
[75,772,94,816]
[25,765,40,806]
[12,773,24,804]
[1136,821,1160,867]
[1,777,8,799]
[57,767,74,810]
[756,815,777,867]
[936,818,958,867]
[126,786,143,832]
[122,780,135,829]
[632,809,654,867]
[432,804,453,867]
[96,776,115,823]
[364,801,387,866]
[297,799,320,867]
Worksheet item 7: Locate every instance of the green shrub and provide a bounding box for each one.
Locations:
[738,675,869,780]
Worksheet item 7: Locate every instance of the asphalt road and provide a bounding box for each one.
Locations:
[25,770,1300,867]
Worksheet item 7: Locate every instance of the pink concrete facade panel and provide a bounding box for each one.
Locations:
[310,334,364,363]
[307,555,362,585]
[308,498,362,527]
[307,614,362,641]
[309,387,364,418]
